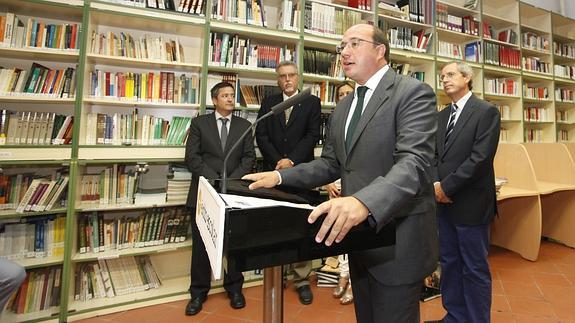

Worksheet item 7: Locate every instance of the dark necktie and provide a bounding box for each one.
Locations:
[220,117,228,151]
[445,104,458,144]
[345,86,368,151]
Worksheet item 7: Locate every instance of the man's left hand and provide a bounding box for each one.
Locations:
[308,196,369,246]
[275,158,294,170]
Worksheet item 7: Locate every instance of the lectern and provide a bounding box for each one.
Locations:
[196,177,396,323]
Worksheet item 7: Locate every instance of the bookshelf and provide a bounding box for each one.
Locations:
[2,0,575,321]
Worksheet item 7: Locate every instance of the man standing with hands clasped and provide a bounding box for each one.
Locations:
[255,60,321,305]
[244,24,438,323]
[426,61,500,323]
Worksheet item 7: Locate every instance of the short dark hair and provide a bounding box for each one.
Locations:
[211,82,234,99]
[372,26,390,63]
[335,80,355,103]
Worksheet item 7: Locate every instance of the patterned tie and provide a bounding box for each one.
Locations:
[285,106,292,125]
[345,86,368,151]
[445,103,458,144]
[220,117,228,151]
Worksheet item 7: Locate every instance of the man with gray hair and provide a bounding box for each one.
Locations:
[255,60,321,305]
[429,61,500,323]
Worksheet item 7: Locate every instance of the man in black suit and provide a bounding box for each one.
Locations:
[431,61,500,323]
[245,24,438,322]
[184,82,255,316]
[255,60,321,305]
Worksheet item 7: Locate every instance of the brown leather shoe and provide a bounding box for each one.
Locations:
[332,276,349,298]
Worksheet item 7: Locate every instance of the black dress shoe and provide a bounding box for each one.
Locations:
[185,295,206,316]
[296,285,313,305]
[228,291,246,309]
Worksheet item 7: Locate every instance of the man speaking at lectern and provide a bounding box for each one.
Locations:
[244,24,438,322]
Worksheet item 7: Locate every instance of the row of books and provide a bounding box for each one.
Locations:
[524,106,549,122]
[499,128,509,142]
[495,104,512,120]
[437,40,463,60]
[0,63,76,98]
[277,0,300,32]
[6,266,62,314]
[556,110,568,122]
[84,112,193,146]
[463,41,481,63]
[238,84,279,107]
[0,215,66,260]
[554,41,575,59]
[302,49,343,78]
[89,71,199,104]
[74,256,161,301]
[89,30,186,63]
[436,5,479,36]
[484,78,519,96]
[522,32,550,52]
[211,0,266,27]
[522,56,551,74]
[554,64,575,80]
[77,207,190,254]
[484,42,522,70]
[0,13,79,50]
[525,128,543,142]
[0,111,73,146]
[523,85,549,100]
[79,168,138,206]
[556,88,574,102]
[303,2,366,38]
[208,32,294,69]
[387,27,433,53]
[307,82,338,106]
[395,0,433,25]
[391,62,425,82]
[99,0,206,15]
[558,130,569,142]
[15,176,69,213]
[494,29,518,45]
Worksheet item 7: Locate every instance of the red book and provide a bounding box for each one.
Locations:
[16,273,30,314]
[70,24,78,49]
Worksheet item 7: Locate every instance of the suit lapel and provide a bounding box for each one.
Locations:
[226,115,242,153]
[346,70,394,155]
[337,95,354,159]
[442,95,477,156]
[209,113,223,155]
[437,106,450,155]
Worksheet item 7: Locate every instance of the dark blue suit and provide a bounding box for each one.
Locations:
[434,94,500,323]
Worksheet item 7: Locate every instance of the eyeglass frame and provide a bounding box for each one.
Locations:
[336,38,382,54]
[439,71,463,82]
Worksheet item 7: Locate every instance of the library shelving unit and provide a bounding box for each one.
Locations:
[3,0,575,321]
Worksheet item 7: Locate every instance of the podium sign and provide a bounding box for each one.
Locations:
[196,176,226,279]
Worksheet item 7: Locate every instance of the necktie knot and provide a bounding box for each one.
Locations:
[356,86,368,99]
[220,117,228,126]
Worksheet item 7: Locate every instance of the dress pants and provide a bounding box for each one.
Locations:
[189,208,243,298]
[438,209,492,323]
[349,254,421,323]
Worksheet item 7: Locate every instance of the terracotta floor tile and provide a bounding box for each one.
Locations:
[507,296,556,317]
[533,273,572,287]
[294,306,344,323]
[498,269,536,284]
[493,294,512,313]
[501,281,544,299]
[214,298,263,322]
[550,301,575,321]
[201,313,253,323]
[491,311,516,323]
[512,313,560,323]
[538,285,575,304]
[493,279,505,295]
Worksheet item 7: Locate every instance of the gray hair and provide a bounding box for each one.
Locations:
[445,61,474,90]
[275,60,298,72]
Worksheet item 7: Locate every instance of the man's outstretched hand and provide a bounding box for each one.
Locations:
[242,172,280,190]
[308,196,369,246]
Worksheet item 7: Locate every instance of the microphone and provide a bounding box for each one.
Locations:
[220,87,312,194]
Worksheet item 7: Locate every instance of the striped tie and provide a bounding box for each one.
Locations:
[445,104,458,144]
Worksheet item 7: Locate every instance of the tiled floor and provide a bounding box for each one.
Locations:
[76,240,575,323]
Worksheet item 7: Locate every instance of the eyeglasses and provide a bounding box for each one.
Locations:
[336,38,381,54]
[278,73,297,80]
[439,72,461,82]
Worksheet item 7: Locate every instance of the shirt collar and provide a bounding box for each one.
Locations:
[215,111,232,121]
[283,89,299,102]
[453,91,472,110]
[358,65,390,93]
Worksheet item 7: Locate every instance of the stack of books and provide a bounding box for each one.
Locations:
[166,165,191,203]
[315,256,340,288]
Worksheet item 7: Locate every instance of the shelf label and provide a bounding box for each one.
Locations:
[0,151,12,158]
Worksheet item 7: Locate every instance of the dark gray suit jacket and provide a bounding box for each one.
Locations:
[280,69,439,286]
[434,94,500,225]
[185,112,255,207]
